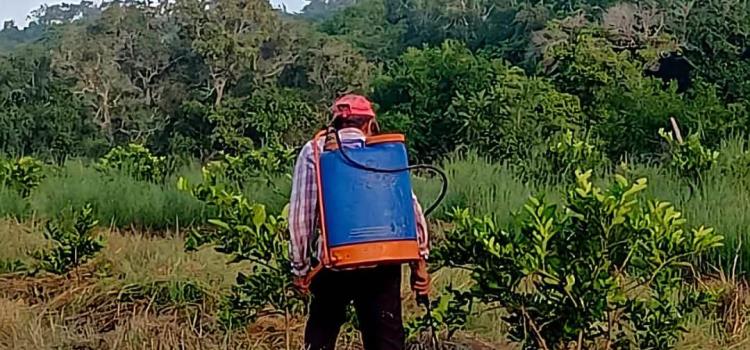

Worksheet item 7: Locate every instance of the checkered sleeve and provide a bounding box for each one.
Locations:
[289,141,317,277]
[412,192,429,259]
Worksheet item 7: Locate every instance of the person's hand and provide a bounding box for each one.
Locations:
[293,264,323,295]
[294,275,311,294]
[410,259,431,299]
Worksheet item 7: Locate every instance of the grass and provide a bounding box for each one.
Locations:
[414,152,539,226]
[4,151,750,272]
[3,151,750,348]
[0,220,511,349]
[0,218,747,349]
[624,163,750,274]
[0,160,210,230]
[31,161,208,229]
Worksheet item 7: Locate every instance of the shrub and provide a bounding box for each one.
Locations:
[436,170,723,349]
[0,259,25,274]
[97,143,174,183]
[660,128,720,183]
[0,156,45,198]
[515,130,609,185]
[178,164,302,328]
[207,145,296,187]
[33,203,105,275]
[375,40,584,162]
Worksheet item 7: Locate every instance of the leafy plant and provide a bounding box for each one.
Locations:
[405,287,473,341]
[0,156,45,198]
[178,165,302,328]
[436,170,723,349]
[516,130,609,184]
[206,144,296,187]
[660,128,720,183]
[96,143,174,183]
[0,259,26,274]
[33,203,104,275]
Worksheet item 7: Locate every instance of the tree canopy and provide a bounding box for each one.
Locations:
[1,0,749,164]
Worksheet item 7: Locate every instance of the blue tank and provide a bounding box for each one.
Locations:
[319,138,418,249]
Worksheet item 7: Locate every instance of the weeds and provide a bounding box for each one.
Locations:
[96,144,175,184]
[33,204,104,275]
[0,156,45,198]
[0,259,25,274]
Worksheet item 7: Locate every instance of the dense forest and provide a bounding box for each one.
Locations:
[4,1,750,349]
[2,0,749,165]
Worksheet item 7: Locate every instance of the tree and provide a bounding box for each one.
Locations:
[29,1,101,26]
[0,20,46,54]
[53,16,133,144]
[535,12,748,159]
[319,0,406,62]
[375,40,583,162]
[282,26,373,102]
[52,2,179,146]
[663,0,750,104]
[302,0,360,20]
[0,42,93,160]
[173,0,293,107]
[113,2,181,110]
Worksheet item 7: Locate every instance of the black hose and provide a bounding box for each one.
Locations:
[330,128,448,217]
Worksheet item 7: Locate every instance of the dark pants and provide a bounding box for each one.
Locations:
[304,265,405,350]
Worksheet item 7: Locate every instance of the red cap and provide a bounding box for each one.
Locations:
[331,94,376,119]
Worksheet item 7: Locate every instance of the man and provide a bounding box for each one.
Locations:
[288,94,431,350]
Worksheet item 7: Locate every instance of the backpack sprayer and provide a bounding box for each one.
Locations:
[312,124,447,349]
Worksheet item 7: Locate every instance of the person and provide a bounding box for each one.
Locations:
[288,94,431,350]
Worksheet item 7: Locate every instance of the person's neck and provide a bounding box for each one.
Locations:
[338,127,369,136]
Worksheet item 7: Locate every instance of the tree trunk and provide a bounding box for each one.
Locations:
[214,76,227,107]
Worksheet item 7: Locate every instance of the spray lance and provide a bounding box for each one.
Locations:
[330,126,447,350]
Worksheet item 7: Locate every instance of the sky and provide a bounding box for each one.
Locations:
[0,0,308,26]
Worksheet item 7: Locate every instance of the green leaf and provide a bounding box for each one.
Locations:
[253,205,267,228]
[208,219,231,230]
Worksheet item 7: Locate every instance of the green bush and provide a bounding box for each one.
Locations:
[178,164,302,328]
[660,129,720,183]
[96,143,174,183]
[33,203,105,275]
[1,156,45,198]
[436,170,723,349]
[515,130,610,185]
[207,145,296,187]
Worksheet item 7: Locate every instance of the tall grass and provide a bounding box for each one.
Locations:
[414,151,543,227]
[3,149,750,273]
[423,151,750,273]
[0,160,292,231]
[630,172,750,273]
[0,188,30,220]
[0,161,207,230]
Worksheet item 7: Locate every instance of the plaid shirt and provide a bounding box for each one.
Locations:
[288,128,429,277]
